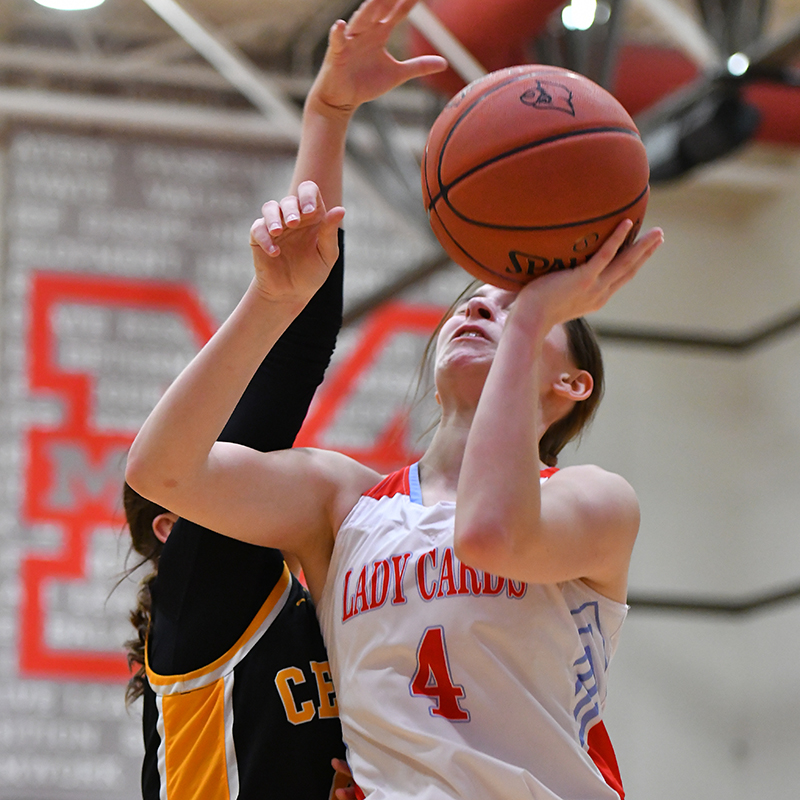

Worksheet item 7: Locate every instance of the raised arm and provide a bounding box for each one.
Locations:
[288,0,446,206]
[125,188,358,566]
[454,222,664,601]
[239,0,446,446]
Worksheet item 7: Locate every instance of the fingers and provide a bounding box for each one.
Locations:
[586,220,662,282]
[251,182,344,261]
[332,757,355,800]
[258,181,323,238]
[346,0,429,40]
[398,53,449,81]
[317,206,346,265]
[278,195,302,227]
[605,226,664,294]
[296,180,322,216]
[518,220,662,324]
[331,757,352,776]
[249,217,279,257]
[590,219,635,270]
[347,0,395,34]
[257,199,283,237]
[327,18,347,54]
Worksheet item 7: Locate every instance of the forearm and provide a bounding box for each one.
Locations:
[126,281,308,507]
[289,96,352,207]
[455,306,551,564]
[221,230,344,450]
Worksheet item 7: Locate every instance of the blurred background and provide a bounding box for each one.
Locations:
[0,1,799,798]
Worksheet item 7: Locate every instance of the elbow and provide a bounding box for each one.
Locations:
[454,513,518,576]
[124,451,154,505]
[124,444,171,509]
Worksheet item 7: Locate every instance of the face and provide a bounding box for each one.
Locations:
[433,285,581,407]
[435,285,517,370]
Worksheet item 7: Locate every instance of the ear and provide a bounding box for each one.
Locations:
[553,369,593,403]
[434,390,442,406]
[151,512,179,544]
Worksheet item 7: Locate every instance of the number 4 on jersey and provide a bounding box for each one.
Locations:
[409,626,470,721]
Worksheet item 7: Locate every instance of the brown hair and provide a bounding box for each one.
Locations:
[122,482,167,705]
[415,284,604,466]
[538,316,604,466]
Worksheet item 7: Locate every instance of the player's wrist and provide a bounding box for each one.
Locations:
[246,276,316,318]
[304,90,358,123]
[505,291,556,342]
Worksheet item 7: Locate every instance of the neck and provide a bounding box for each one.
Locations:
[417,407,474,504]
[419,401,554,504]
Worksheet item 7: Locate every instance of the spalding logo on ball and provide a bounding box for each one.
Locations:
[421,65,650,290]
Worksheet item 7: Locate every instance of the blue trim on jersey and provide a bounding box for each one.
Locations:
[570,601,607,748]
[409,462,424,505]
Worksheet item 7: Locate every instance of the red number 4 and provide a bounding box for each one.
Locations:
[409,627,470,721]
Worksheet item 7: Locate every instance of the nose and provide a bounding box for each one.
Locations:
[465,296,493,320]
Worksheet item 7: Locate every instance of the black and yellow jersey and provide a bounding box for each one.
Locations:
[142,551,346,800]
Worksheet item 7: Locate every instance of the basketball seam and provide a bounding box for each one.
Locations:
[428,126,644,211]
[432,184,649,231]
[431,69,569,209]
[429,204,524,287]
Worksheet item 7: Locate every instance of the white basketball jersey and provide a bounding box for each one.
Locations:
[318,463,628,800]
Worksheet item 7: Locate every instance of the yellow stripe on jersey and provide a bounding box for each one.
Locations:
[146,563,292,692]
[161,678,231,800]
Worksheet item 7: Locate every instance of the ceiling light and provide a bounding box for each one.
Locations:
[727,52,750,77]
[33,0,106,9]
[562,0,598,31]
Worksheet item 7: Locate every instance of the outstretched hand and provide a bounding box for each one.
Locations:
[249,181,345,304]
[309,0,448,116]
[512,220,664,332]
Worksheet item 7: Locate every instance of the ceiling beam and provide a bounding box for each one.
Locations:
[407,2,486,84]
[115,18,267,69]
[0,43,434,116]
[0,43,232,90]
[138,0,300,134]
[0,86,296,145]
[748,12,800,71]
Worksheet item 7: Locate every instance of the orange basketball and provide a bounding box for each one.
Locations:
[422,65,650,290]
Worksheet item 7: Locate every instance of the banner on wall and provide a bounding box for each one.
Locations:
[0,128,446,799]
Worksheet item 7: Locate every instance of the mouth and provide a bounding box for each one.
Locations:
[453,325,489,342]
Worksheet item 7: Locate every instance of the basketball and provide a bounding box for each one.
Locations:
[421,65,650,290]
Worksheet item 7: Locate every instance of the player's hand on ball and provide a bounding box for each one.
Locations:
[514,220,664,330]
[249,181,345,304]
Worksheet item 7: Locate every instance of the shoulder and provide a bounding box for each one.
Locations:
[546,464,639,599]
[291,448,382,526]
[546,464,639,519]
[292,447,379,486]
[547,464,638,496]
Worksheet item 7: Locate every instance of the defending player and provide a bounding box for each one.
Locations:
[123,2,446,797]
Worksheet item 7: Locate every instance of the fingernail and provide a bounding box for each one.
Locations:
[302,204,315,214]
[285,214,299,223]
[268,244,279,255]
